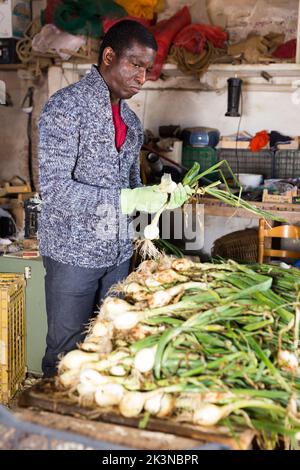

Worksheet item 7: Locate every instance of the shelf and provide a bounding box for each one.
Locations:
[161,62,300,77]
[0,63,25,71]
[205,62,300,77]
[152,62,300,92]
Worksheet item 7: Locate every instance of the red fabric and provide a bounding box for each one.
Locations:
[173,24,228,54]
[273,39,296,59]
[43,0,62,24]
[147,6,191,81]
[249,131,269,152]
[111,103,127,151]
[103,16,152,34]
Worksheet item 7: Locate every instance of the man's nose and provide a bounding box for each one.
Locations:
[136,68,146,85]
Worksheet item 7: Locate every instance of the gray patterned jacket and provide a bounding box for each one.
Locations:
[38,65,143,268]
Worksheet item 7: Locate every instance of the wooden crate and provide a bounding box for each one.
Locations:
[0,182,31,197]
[262,187,298,204]
[0,274,26,405]
[17,379,255,450]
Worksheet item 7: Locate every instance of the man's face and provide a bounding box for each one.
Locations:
[102,42,156,102]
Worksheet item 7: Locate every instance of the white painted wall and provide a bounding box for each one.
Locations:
[129,87,300,137]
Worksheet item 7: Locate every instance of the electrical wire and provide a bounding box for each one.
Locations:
[235,87,244,181]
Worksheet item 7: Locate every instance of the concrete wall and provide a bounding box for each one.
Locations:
[160,0,298,41]
[0,71,30,183]
[0,71,48,190]
[129,86,300,137]
[205,0,298,41]
[0,0,47,189]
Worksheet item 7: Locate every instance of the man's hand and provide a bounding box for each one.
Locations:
[121,172,194,215]
[121,186,167,214]
[121,183,193,215]
[166,183,194,210]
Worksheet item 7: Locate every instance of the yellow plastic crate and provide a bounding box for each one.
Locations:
[0,274,26,405]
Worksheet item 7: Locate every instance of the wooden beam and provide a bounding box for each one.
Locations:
[197,197,300,223]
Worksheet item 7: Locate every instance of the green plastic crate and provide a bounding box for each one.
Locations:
[182,146,217,169]
[182,146,217,181]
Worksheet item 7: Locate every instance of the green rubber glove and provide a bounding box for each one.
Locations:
[121,186,167,214]
[166,183,194,210]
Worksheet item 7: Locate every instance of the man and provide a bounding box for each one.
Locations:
[38,20,190,377]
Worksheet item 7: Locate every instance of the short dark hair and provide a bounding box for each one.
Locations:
[98,20,157,64]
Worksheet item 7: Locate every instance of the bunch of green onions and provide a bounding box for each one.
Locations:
[56,257,300,449]
[140,161,286,259]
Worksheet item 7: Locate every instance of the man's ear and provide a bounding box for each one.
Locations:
[102,47,116,66]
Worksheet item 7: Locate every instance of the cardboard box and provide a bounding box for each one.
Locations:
[0,0,31,38]
[262,187,297,204]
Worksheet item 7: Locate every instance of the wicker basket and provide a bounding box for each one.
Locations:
[211,229,258,263]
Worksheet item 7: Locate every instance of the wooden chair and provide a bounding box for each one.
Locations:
[258,219,300,263]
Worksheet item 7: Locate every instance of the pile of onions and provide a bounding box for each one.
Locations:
[55,256,300,448]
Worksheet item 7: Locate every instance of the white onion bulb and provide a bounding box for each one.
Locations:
[158,174,177,194]
[144,224,160,240]
[134,346,156,373]
[157,394,174,417]
[95,384,125,407]
[91,320,113,338]
[144,393,162,415]
[109,365,127,376]
[79,368,108,386]
[101,297,135,320]
[278,350,298,371]
[113,311,140,330]
[123,282,145,294]
[80,341,100,352]
[144,393,174,417]
[193,404,223,426]
[58,350,99,371]
[76,382,97,407]
[119,392,146,417]
[57,369,80,388]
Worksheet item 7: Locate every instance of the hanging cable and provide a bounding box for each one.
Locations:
[21,87,35,191]
[235,89,244,180]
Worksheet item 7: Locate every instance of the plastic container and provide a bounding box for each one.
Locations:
[236,173,263,189]
[217,149,274,179]
[274,150,300,178]
[182,146,217,179]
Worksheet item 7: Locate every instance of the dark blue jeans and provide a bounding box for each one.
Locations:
[42,256,130,377]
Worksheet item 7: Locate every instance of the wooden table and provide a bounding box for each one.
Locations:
[198,197,300,223]
[14,380,255,451]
